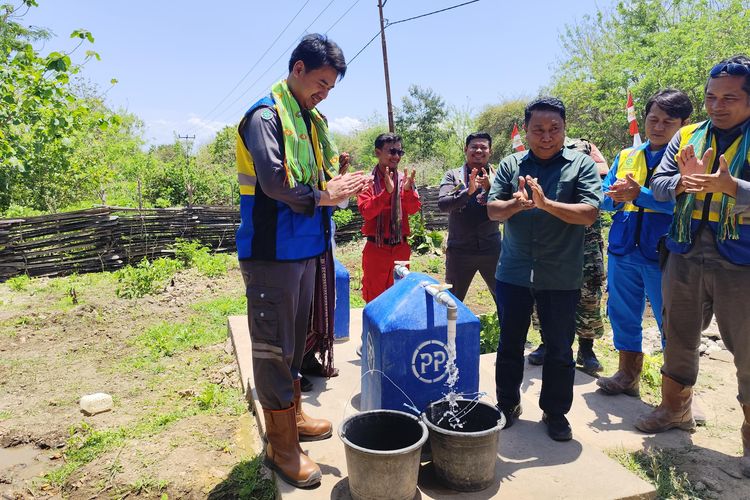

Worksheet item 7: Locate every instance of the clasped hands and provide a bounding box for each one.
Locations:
[383,166,417,194]
[468,167,491,195]
[513,175,549,211]
[677,145,737,196]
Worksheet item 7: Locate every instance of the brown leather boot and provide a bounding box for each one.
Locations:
[293,378,332,441]
[741,404,750,478]
[263,405,322,488]
[597,351,643,397]
[634,374,696,433]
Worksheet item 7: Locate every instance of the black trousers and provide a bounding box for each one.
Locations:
[495,281,580,416]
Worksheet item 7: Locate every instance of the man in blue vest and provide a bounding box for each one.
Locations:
[235,34,369,487]
[636,56,750,477]
[597,89,692,397]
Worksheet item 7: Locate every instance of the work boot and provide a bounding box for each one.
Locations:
[741,404,750,478]
[576,338,603,375]
[263,404,322,488]
[527,343,546,366]
[634,374,696,433]
[597,351,643,397]
[293,378,332,441]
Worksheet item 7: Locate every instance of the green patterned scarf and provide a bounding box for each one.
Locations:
[669,120,750,243]
[270,79,339,188]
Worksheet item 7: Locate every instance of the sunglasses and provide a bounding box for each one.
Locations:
[387,148,406,157]
[710,62,750,78]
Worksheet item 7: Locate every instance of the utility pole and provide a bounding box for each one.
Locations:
[178,134,196,208]
[377,0,395,132]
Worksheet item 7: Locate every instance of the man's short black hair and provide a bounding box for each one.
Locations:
[465,132,492,148]
[706,54,750,96]
[644,89,694,120]
[524,97,566,125]
[374,132,402,149]
[288,33,347,78]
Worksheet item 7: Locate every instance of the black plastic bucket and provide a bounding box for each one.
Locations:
[422,399,504,492]
[339,409,428,500]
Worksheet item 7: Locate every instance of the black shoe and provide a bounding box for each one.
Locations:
[542,413,572,441]
[576,339,603,375]
[528,343,546,366]
[299,375,313,392]
[497,403,522,429]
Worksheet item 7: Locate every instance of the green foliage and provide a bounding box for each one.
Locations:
[407,213,444,255]
[6,274,30,291]
[171,239,229,277]
[195,383,243,414]
[207,456,275,500]
[475,100,529,163]
[332,208,354,227]
[609,447,697,498]
[349,293,365,308]
[114,258,182,299]
[0,3,124,212]
[641,352,663,393]
[133,295,246,360]
[549,0,750,160]
[479,312,501,354]
[395,85,450,160]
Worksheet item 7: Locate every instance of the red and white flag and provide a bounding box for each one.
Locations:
[627,91,642,147]
[511,123,525,151]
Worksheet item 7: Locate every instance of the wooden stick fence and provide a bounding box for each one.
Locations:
[0,187,447,281]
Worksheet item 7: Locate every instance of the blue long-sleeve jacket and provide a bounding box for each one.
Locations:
[601,142,675,262]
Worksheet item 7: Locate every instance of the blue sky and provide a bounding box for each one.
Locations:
[23,0,614,146]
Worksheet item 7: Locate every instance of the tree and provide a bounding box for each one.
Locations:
[0,1,120,212]
[395,85,449,160]
[475,99,528,163]
[549,0,750,160]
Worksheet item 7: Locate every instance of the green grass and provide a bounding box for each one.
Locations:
[609,447,698,499]
[45,387,246,487]
[0,410,11,420]
[6,274,31,291]
[206,456,275,500]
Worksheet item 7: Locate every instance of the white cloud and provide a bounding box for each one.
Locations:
[328,116,364,135]
[143,114,231,149]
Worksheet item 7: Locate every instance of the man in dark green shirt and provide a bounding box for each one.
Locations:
[487,97,602,441]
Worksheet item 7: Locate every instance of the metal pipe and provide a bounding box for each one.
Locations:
[393,262,411,279]
[423,283,458,378]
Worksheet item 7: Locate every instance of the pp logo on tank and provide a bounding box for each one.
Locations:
[411,340,449,384]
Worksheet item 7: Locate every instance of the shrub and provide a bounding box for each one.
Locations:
[479,312,500,354]
[332,208,354,227]
[115,258,182,298]
[407,213,444,255]
[6,274,31,292]
[171,239,230,278]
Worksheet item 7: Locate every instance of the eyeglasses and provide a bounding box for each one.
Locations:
[468,145,490,152]
[710,62,750,78]
[388,148,406,157]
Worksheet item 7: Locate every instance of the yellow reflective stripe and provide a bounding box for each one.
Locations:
[236,129,258,196]
[616,147,648,213]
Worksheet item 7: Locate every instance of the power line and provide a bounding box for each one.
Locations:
[193,0,312,127]
[207,0,341,125]
[387,0,480,27]
[324,0,362,33]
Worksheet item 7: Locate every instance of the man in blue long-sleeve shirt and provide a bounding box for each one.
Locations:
[634,56,750,478]
[597,89,692,397]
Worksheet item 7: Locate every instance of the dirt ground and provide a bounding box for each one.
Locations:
[1,238,749,499]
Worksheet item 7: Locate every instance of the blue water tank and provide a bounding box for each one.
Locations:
[334,258,350,340]
[360,271,480,413]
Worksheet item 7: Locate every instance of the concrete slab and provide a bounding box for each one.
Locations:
[229,310,660,499]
